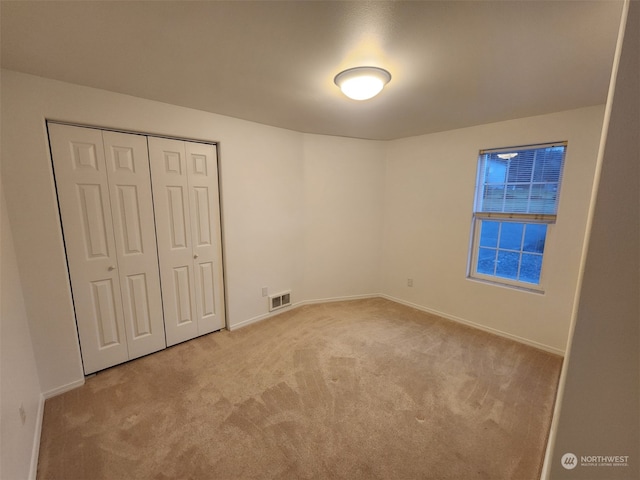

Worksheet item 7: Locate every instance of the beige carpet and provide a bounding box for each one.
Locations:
[37,298,562,479]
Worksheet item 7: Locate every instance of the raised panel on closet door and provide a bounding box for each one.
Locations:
[148,137,198,346]
[186,142,225,334]
[102,131,166,359]
[49,123,128,374]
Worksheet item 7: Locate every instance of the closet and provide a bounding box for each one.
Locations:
[149,137,225,346]
[49,123,225,374]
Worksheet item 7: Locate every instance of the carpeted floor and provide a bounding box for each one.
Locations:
[37,298,562,479]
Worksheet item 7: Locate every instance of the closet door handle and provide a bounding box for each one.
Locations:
[108,265,116,271]
[193,254,199,259]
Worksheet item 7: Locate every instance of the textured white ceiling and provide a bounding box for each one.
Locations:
[1,1,624,140]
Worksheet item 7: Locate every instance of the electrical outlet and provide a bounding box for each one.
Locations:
[262,287,268,297]
[407,278,414,287]
[19,404,26,425]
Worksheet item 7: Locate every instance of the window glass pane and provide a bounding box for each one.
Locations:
[530,184,559,214]
[476,144,565,215]
[533,147,564,182]
[479,221,499,247]
[507,156,533,182]
[523,224,547,253]
[477,248,497,275]
[474,220,547,286]
[481,185,505,212]
[504,185,530,213]
[499,222,524,250]
[483,158,507,183]
[520,253,543,283]
[496,250,520,279]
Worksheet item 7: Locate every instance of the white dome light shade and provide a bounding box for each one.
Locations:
[334,66,392,101]
[497,153,518,160]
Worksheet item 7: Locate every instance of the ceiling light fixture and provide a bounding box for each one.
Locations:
[334,66,392,101]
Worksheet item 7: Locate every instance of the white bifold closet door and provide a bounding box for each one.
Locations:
[49,124,166,374]
[149,137,225,346]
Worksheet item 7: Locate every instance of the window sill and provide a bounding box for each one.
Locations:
[466,275,545,295]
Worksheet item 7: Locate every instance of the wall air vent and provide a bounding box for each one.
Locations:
[269,291,291,312]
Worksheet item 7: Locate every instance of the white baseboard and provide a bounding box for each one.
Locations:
[294,293,380,308]
[227,309,280,331]
[29,378,85,479]
[380,294,565,356]
[228,293,564,356]
[28,394,45,480]
[43,378,85,399]
[227,293,380,331]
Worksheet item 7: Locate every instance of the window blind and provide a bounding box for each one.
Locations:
[475,142,567,219]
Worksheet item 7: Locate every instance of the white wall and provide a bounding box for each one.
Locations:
[300,134,385,301]
[217,121,305,327]
[548,1,639,477]
[382,106,605,353]
[1,192,42,480]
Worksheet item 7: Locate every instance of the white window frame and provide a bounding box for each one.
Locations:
[467,141,567,292]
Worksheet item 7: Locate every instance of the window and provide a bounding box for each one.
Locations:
[469,142,567,290]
